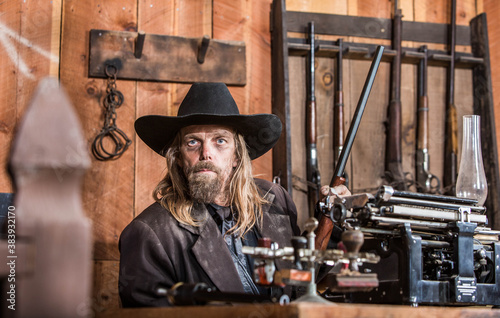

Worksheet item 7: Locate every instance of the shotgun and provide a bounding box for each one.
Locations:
[306,21,321,218]
[384,1,407,190]
[334,39,349,188]
[416,45,440,193]
[315,46,385,250]
[443,0,458,195]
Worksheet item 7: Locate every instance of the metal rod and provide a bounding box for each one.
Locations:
[330,45,385,186]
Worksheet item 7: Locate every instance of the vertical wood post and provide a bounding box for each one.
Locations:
[7,77,92,317]
[470,13,500,229]
[271,0,292,195]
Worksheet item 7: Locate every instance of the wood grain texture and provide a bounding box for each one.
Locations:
[91,260,121,316]
[0,0,61,193]
[1,0,500,313]
[213,0,275,180]
[95,302,500,318]
[60,0,137,261]
[9,77,92,318]
[484,0,500,215]
[0,1,20,194]
[134,0,211,218]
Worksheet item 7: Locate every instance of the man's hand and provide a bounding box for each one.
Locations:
[320,185,351,198]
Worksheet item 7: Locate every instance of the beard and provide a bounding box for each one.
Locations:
[185,161,229,203]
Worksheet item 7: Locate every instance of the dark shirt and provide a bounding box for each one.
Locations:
[206,204,266,295]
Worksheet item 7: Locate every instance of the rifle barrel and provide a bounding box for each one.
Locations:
[306,21,320,217]
[330,45,385,187]
[443,0,458,195]
[334,39,344,166]
[384,4,406,190]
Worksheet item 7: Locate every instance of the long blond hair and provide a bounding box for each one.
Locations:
[153,130,267,237]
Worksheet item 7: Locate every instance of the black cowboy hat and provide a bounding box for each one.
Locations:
[135,82,282,160]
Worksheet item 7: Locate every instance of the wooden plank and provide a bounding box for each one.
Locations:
[272,0,293,193]
[88,30,246,85]
[289,55,307,226]
[95,302,500,318]
[470,14,500,229]
[0,1,21,194]
[135,0,212,218]
[135,1,176,219]
[0,0,61,193]
[484,0,500,229]
[287,0,347,14]
[316,57,335,192]
[10,77,92,318]
[60,0,137,260]
[91,260,121,316]
[346,1,390,192]
[214,0,273,180]
[225,0,275,180]
[247,0,275,180]
[16,0,61,113]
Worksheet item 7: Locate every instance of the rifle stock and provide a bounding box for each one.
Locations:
[306,21,321,217]
[384,3,406,190]
[443,0,458,195]
[315,46,385,250]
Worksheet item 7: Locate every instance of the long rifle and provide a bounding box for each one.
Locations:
[334,39,349,188]
[443,0,458,195]
[306,21,321,217]
[384,0,407,190]
[416,45,440,193]
[315,46,385,250]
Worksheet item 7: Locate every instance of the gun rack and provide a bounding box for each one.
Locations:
[270,0,500,229]
[88,29,246,85]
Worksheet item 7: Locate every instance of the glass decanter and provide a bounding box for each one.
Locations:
[455,115,488,206]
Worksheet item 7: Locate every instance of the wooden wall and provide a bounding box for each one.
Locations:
[0,0,499,314]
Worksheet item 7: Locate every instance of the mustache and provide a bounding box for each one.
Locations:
[186,161,221,175]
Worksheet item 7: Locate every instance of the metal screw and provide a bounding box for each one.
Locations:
[458,295,462,301]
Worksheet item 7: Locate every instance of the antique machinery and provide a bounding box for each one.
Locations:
[243,218,380,303]
[318,186,500,306]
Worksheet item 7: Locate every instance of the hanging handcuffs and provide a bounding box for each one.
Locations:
[91,64,132,161]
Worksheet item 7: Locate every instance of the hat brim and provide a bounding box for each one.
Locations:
[135,113,282,160]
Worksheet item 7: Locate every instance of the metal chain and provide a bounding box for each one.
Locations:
[91,64,132,161]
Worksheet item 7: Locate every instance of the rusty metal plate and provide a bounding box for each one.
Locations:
[89,29,246,85]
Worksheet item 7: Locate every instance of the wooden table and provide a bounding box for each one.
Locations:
[96,302,500,318]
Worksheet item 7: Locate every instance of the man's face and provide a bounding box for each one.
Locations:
[179,125,238,204]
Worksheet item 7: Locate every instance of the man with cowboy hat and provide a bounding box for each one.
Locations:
[119,82,349,307]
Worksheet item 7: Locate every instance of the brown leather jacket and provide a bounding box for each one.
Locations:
[119,179,300,307]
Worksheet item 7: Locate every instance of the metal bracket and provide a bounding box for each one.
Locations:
[88,29,246,85]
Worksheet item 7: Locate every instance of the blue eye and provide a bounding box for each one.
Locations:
[217,138,226,144]
[187,140,198,146]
